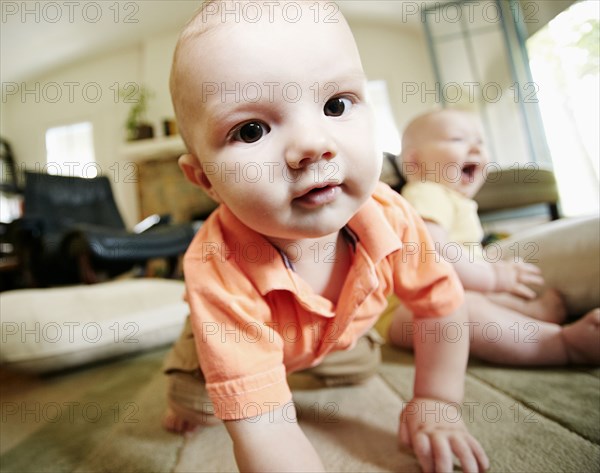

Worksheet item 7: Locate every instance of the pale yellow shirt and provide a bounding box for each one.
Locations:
[402,181,484,258]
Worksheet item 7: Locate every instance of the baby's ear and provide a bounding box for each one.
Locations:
[401,147,418,165]
[178,154,222,202]
[400,148,421,182]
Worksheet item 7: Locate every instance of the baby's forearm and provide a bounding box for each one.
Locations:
[454,258,498,293]
[424,221,498,293]
[412,306,470,404]
[225,402,325,472]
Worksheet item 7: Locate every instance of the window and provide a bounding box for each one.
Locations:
[45,122,97,178]
[421,0,550,167]
[527,0,599,216]
[367,80,401,155]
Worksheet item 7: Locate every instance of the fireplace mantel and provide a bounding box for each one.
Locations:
[120,135,216,223]
[120,135,187,162]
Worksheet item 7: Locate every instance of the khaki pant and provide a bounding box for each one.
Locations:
[163,316,384,422]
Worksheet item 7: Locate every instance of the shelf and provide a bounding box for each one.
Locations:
[120,135,187,162]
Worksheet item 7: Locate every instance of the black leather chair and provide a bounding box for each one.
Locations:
[15,171,198,286]
[380,152,407,193]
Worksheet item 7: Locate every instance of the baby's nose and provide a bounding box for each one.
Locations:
[469,141,484,154]
[284,125,338,169]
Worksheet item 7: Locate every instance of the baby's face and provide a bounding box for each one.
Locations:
[174,2,381,243]
[410,111,489,198]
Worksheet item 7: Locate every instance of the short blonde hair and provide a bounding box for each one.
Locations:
[401,107,479,157]
[169,1,229,152]
[170,1,344,154]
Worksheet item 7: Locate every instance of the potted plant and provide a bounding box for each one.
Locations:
[122,85,155,141]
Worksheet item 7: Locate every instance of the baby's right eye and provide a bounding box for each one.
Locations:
[231,121,270,143]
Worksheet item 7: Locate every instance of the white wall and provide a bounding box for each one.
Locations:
[1,20,433,227]
[1,29,182,227]
[350,20,436,134]
[141,31,181,133]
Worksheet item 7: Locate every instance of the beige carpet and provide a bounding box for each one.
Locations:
[1,345,599,472]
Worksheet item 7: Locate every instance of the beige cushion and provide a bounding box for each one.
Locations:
[0,279,188,373]
[495,216,599,315]
[474,166,559,212]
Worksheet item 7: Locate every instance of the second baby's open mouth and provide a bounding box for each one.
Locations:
[462,163,478,182]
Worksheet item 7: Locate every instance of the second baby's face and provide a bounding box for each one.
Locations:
[175,4,382,243]
[410,111,489,198]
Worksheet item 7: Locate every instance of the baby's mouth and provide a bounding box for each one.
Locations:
[461,163,479,183]
[294,184,341,208]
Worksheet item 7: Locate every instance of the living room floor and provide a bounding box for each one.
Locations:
[1,344,599,472]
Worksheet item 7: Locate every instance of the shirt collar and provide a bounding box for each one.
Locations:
[346,192,404,265]
[219,205,298,296]
[217,189,404,297]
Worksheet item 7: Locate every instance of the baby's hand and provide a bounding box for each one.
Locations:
[492,260,544,299]
[399,397,489,473]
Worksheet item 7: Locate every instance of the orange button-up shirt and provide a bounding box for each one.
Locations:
[183,182,464,420]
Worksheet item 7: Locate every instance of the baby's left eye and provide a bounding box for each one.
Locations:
[231,121,270,143]
[324,97,353,117]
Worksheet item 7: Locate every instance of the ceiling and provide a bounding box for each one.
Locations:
[1,0,430,84]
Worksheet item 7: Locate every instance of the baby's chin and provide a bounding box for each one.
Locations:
[285,213,354,240]
[264,209,357,242]
[454,182,485,199]
[432,179,483,199]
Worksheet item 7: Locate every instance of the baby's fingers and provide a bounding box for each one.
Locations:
[519,261,542,274]
[449,435,489,473]
[519,271,544,288]
[448,436,476,473]
[399,413,411,448]
[431,434,454,473]
[465,435,490,472]
[413,432,435,473]
[513,283,538,300]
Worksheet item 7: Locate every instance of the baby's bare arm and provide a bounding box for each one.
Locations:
[225,401,324,472]
[425,221,543,298]
[401,306,489,473]
[412,306,469,404]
